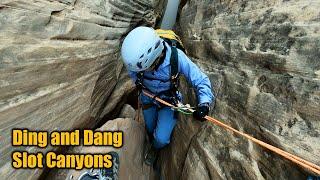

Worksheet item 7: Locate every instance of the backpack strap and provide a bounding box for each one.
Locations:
[170,40,179,93]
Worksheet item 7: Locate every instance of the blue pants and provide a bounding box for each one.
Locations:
[140,94,177,149]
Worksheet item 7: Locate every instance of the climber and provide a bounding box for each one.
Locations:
[121,26,214,166]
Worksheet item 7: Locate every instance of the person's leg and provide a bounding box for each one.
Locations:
[142,104,159,166]
[140,94,157,135]
[143,106,157,136]
[153,107,177,149]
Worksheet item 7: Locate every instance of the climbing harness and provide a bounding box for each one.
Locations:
[134,29,193,123]
[156,29,186,95]
[172,101,194,115]
[142,90,320,175]
[135,29,185,114]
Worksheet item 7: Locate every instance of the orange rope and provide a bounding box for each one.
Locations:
[142,90,320,175]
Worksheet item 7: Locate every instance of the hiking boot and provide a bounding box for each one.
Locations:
[144,145,159,166]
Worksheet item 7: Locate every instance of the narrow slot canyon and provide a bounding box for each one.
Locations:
[0,0,319,179]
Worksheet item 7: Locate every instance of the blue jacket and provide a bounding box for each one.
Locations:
[128,42,214,105]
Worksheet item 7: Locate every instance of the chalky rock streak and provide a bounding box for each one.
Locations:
[158,0,320,179]
[0,0,162,179]
[160,0,181,30]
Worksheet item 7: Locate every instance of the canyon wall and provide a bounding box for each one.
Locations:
[0,0,163,178]
[159,0,320,179]
[0,0,319,179]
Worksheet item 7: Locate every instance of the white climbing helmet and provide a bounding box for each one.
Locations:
[121,26,164,72]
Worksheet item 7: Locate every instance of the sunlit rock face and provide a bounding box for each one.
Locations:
[1,0,319,179]
[0,0,163,178]
[46,118,155,180]
[159,0,320,179]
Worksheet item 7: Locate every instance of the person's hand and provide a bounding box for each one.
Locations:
[193,103,210,121]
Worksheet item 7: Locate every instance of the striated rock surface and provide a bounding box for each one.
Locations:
[46,118,155,180]
[160,0,320,179]
[0,0,163,178]
[119,104,136,119]
[1,0,319,179]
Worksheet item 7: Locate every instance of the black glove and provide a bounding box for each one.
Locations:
[193,103,210,121]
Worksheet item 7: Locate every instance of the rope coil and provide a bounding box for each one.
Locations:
[142,90,320,175]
